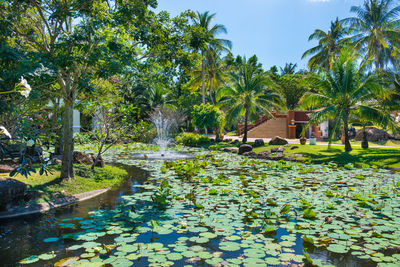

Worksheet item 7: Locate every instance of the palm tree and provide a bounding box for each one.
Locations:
[280,63,297,75]
[301,50,384,152]
[136,84,175,115]
[351,103,398,148]
[191,11,232,104]
[342,0,400,70]
[188,47,229,105]
[217,56,284,143]
[302,18,348,71]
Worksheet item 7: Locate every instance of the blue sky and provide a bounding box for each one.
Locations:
[156,0,364,71]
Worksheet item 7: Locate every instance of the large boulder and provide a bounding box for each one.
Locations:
[256,151,270,160]
[222,147,239,154]
[271,152,285,161]
[253,139,265,148]
[73,151,104,167]
[0,178,27,210]
[271,146,285,153]
[243,151,257,158]
[355,127,389,142]
[269,136,288,146]
[238,144,253,155]
[0,158,19,174]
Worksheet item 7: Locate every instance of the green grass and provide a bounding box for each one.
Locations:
[321,139,400,147]
[0,164,127,204]
[253,144,400,169]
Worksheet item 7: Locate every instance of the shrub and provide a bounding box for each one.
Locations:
[175,132,212,147]
[74,132,92,144]
[191,104,225,140]
[132,120,157,143]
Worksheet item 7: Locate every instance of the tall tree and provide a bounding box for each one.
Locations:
[190,11,231,104]
[280,63,297,75]
[342,0,400,70]
[301,50,385,152]
[187,46,229,105]
[3,1,192,179]
[217,56,283,143]
[302,18,348,71]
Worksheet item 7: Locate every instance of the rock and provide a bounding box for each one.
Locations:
[253,139,265,148]
[0,158,19,173]
[0,178,27,210]
[73,151,104,167]
[291,146,299,150]
[73,151,94,165]
[271,146,285,153]
[269,136,288,146]
[222,147,239,154]
[243,151,257,158]
[290,153,304,158]
[355,127,389,142]
[0,164,15,173]
[256,151,270,160]
[238,144,253,155]
[271,152,285,160]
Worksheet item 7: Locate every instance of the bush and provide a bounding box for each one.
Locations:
[132,120,157,143]
[191,104,225,140]
[175,132,212,147]
[74,132,92,144]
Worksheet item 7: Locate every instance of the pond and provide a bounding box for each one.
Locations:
[1,148,400,267]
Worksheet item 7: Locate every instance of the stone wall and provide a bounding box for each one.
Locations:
[247,117,288,138]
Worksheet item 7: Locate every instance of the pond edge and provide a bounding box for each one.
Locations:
[0,188,110,220]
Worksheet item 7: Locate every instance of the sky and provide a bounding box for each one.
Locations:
[156,0,364,71]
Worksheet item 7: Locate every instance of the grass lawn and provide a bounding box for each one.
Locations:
[253,144,400,169]
[0,164,127,204]
[322,139,400,147]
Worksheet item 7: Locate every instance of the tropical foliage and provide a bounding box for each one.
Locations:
[217,56,284,143]
[301,50,389,151]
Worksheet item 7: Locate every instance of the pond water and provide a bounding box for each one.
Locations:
[0,165,148,267]
[1,149,399,267]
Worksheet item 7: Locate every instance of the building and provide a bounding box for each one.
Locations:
[237,111,329,139]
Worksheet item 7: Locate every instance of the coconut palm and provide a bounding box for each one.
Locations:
[217,56,284,143]
[301,50,384,152]
[280,63,297,75]
[351,104,398,148]
[191,11,232,104]
[188,46,229,105]
[342,0,400,70]
[302,18,348,71]
[136,84,175,115]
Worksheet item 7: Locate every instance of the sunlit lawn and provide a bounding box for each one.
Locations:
[253,144,400,169]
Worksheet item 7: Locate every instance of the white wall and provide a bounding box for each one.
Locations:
[320,121,329,137]
[73,109,81,133]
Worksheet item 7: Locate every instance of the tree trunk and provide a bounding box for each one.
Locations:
[209,76,214,105]
[343,114,352,152]
[242,107,249,144]
[201,56,206,105]
[60,78,75,180]
[361,124,369,149]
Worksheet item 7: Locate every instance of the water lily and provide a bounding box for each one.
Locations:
[180,220,188,228]
[0,126,11,139]
[18,76,32,98]
[205,187,208,191]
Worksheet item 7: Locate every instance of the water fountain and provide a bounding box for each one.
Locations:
[132,108,194,160]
